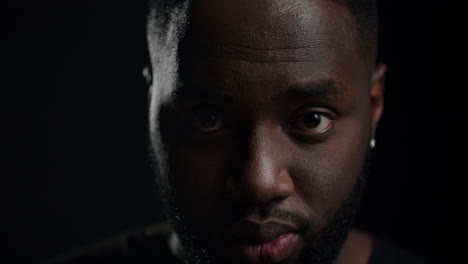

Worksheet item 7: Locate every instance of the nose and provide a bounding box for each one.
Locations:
[227,126,295,206]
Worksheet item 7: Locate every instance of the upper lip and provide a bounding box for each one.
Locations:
[228,219,299,244]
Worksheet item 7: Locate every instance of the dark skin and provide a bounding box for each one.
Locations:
[153,0,386,263]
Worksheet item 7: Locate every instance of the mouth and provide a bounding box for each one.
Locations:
[226,220,302,263]
[234,232,300,263]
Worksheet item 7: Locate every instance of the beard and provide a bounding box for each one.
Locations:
[157,152,371,264]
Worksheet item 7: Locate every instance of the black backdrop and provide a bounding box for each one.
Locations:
[3,0,463,263]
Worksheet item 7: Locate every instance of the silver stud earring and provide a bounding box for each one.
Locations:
[370,138,376,149]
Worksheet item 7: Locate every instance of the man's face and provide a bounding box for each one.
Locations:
[152,0,383,263]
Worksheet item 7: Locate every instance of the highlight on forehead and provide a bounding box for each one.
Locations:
[146,0,378,111]
[146,0,378,124]
[147,0,378,64]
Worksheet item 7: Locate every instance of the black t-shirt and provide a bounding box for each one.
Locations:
[45,223,436,264]
[368,236,436,264]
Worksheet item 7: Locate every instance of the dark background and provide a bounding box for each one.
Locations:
[3,0,463,263]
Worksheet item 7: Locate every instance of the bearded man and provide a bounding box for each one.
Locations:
[48,0,436,263]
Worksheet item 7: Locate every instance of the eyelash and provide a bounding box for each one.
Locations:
[185,105,336,140]
[286,108,335,136]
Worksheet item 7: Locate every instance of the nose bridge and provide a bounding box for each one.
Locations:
[247,130,275,182]
[236,124,294,205]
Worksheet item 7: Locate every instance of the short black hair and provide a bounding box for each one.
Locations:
[333,0,379,62]
[146,0,379,63]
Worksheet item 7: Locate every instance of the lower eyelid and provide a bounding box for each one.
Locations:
[290,118,334,135]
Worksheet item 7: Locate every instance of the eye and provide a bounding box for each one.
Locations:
[289,111,333,135]
[189,107,224,133]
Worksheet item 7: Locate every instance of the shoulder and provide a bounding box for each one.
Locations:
[44,222,180,264]
[369,235,438,264]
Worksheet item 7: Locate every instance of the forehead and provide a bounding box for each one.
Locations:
[187,0,356,52]
[174,0,369,103]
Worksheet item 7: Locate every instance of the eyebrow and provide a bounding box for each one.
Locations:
[172,86,233,101]
[278,79,345,101]
[172,78,345,102]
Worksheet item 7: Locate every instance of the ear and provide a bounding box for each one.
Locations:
[370,63,387,137]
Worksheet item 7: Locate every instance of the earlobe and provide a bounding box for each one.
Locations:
[143,65,153,86]
[370,63,387,137]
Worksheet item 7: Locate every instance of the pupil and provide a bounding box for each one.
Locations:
[200,113,218,128]
[304,113,321,128]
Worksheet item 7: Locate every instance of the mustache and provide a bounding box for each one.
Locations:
[226,207,310,230]
[224,208,312,243]
[257,208,308,227]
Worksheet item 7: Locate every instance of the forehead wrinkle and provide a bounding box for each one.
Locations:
[188,0,357,54]
[185,6,357,64]
[198,42,353,63]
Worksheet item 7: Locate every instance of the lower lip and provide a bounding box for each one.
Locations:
[235,233,299,263]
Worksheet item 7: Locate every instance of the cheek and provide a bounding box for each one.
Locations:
[289,111,370,223]
[169,144,231,224]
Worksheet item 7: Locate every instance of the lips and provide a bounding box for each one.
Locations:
[226,220,301,263]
